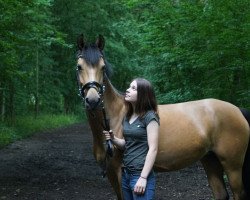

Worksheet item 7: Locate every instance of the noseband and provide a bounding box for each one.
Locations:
[78,80,105,101]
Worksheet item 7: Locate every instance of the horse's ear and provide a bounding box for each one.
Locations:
[96,35,105,51]
[77,34,85,50]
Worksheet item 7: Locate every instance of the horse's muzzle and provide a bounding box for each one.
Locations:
[85,97,101,110]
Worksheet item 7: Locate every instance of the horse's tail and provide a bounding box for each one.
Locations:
[240,108,250,198]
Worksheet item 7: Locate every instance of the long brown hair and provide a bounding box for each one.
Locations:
[125,78,158,119]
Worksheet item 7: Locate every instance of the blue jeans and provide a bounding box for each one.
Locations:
[122,168,156,200]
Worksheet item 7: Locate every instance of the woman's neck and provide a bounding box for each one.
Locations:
[129,113,138,124]
[130,102,136,114]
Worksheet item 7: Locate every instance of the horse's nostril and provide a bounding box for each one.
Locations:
[86,98,90,104]
[85,97,101,110]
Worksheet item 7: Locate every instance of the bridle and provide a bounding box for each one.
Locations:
[76,55,105,102]
[76,54,113,160]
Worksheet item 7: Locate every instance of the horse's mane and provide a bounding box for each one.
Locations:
[77,44,113,78]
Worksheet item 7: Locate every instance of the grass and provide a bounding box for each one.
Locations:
[0,114,83,149]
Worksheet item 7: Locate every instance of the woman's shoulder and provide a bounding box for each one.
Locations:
[142,110,160,125]
[144,110,158,118]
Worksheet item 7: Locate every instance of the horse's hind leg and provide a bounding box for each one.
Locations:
[201,152,229,200]
[222,165,246,200]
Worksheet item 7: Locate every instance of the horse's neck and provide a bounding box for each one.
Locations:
[103,78,125,138]
[87,109,104,138]
[86,79,125,163]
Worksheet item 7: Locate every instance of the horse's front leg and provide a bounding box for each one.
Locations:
[106,153,123,200]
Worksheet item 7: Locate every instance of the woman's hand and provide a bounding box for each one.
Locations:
[103,130,125,150]
[133,177,147,195]
[103,130,114,140]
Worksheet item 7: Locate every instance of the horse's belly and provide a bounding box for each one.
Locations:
[155,104,211,171]
[155,126,209,171]
[154,142,207,171]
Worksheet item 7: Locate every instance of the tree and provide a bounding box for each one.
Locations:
[0,0,67,122]
[121,0,250,106]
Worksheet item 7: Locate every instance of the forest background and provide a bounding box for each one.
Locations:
[0,0,249,147]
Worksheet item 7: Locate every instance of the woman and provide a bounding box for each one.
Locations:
[104,78,159,200]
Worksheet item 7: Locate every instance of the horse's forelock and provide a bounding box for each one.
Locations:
[81,44,101,66]
[77,44,113,78]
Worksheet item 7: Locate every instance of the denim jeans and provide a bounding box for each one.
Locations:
[122,168,156,200]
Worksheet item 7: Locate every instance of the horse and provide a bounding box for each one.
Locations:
[75,34,250,200]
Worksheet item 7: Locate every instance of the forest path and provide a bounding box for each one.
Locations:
[0,123,222,200]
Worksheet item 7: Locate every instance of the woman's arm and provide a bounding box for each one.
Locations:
[103,130,125,150]
[134,120,159,194]
[141,120,159,177]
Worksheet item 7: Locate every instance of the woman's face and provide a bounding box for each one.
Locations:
[125,80,138,103]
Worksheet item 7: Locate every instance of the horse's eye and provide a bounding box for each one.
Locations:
[77,65,82,71]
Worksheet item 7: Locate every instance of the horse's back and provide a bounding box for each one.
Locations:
[155,99,249,171]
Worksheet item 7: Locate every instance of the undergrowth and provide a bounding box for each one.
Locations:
[0,114,83,148]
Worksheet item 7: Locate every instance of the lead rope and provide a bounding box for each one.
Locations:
[102,102,113,158]
[101,73,113,159]
[86,108,112,178]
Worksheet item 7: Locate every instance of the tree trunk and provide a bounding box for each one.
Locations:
[35,47,39,118]
[0,87,6,122]
[8,81,15,124]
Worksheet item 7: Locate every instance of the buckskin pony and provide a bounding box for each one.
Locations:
[75,34,250,200]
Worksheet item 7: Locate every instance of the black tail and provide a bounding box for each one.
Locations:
[240,108,250,198]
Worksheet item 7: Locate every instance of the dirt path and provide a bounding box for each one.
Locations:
[0,123,227,199]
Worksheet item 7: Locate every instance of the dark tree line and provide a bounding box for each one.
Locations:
[0,0,249,124]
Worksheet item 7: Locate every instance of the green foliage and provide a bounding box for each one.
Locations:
[122,0,250,106]
[0,114,82,148]
[0,125,21,148]
[0,0,249,131]
[14,114,81,137]
[0,0,72,122]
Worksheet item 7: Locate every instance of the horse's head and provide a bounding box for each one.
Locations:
[76,34,110,110]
